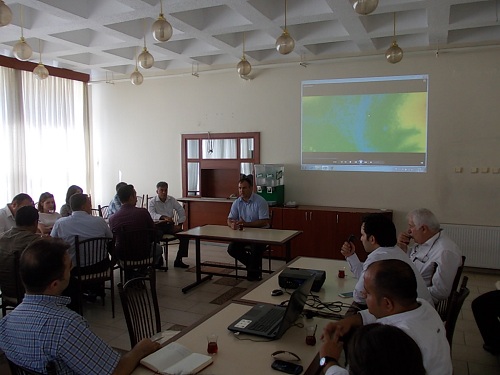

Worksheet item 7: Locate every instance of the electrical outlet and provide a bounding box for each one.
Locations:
[471,168,479,173]
[454,167,463,173]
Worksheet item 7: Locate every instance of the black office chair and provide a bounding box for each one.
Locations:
[436,256,466,321]
[118,267,161,348]
[444,276,470,356]
[97,204,109,220]
[1,253,25,316]
[8,359,57,375]
[74,236,115,318]
[113,228,157,283]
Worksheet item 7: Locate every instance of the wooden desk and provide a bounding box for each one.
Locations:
[177,225,302,293]
[239,257,357,318]
[131,302,328,375]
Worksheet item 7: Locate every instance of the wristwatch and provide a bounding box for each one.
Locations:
[319,356,338,367]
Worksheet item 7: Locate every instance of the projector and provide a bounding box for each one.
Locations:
[278,267,326,292]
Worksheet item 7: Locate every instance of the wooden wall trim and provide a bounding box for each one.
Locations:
[0,55,89,83]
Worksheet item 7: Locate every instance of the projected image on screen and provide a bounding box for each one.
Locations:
[301,75,428,172]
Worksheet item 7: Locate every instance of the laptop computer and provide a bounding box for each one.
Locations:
[227,275,314,340]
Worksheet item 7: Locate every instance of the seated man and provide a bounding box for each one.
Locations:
[0,238,159,374]
[321,323,425,375]
[398,208,462,304]
[0,206,41,302]
[320,259,452,375]
[340,214,432,307]
[108,181,127,217]
[472,289,500,355]
[50,193,112,267]
[0,193,34,236]
[109,184,163,269]
[148,181,189,268]
[227,176,269,281]
[51,193,113,307]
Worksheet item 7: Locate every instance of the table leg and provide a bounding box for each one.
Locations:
[182,238,212,293]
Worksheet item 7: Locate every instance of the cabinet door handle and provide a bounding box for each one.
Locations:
[305,212,308,221]
[309,211,313,221]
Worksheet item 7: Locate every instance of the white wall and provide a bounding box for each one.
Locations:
[90,48,500,231]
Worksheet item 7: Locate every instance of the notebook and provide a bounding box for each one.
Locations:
[227,275,314,339]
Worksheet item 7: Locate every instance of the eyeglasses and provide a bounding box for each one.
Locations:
[272,351,301,362]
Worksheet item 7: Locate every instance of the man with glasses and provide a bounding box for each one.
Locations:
[398,208,462,304]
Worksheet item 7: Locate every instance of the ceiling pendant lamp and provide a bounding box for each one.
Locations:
[275,0,295,55]
[13,5,32,61]
[138,20,154,69]
[33,39,49,80]
[236,32,251,77]
[351,0,379,15]
[385,12,403,64]
[131,48,144,85]
[0,0,13,27]
[152,0,173,42]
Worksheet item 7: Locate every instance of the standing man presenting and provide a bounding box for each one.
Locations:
[398,208,462,304]
[227,176,270,281]
[148,181,189,268]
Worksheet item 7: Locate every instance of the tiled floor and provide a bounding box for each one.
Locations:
[3,241,500,374]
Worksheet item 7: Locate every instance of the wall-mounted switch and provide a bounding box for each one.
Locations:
[454,167,463,173]
[471,168,479,173]
[481,167,490,173]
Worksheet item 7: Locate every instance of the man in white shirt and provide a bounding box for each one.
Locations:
[341,214,432,306]
[0,193,34,236]
[319,259,452,375]
[148,181,189,268]
[398,208,462,304]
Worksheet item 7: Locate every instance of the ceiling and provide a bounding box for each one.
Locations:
[1,0,499,82]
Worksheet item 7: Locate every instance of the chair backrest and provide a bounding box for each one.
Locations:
[117,267,161,347]
[436,256,466,320]
[90,208,100,217]
[445,276,470,351]
[136,194,145,208]
[113,228,157,264]
[98,204,109,219]
[74,236,113,271]
[8,359,57,375]
[1,252,25,316]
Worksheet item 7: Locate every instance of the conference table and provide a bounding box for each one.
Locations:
[131,256,357,375]
[176,225,302,293]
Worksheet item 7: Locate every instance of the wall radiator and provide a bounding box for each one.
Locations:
[441,224,500,270]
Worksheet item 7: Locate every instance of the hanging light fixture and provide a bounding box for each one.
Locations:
[13,5,32,61]
[385,12,403,64]
[33,39,49,80]
[138,20,154,69]
[130,49,144,85]
[275,0,294,55]
[152,0,173,42]
[237,32,251,77]
[351,0,379,15]
[0,0,13,27]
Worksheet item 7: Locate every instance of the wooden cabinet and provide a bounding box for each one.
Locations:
[281,206,393,261]
[179,198,392,261]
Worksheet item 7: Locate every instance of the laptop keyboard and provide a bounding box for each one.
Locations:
[248,308,284,332]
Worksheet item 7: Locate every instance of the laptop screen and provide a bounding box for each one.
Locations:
[277,275,315,338]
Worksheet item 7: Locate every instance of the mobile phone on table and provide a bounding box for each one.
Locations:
[271,360,303,374]
[338,291,354,298]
